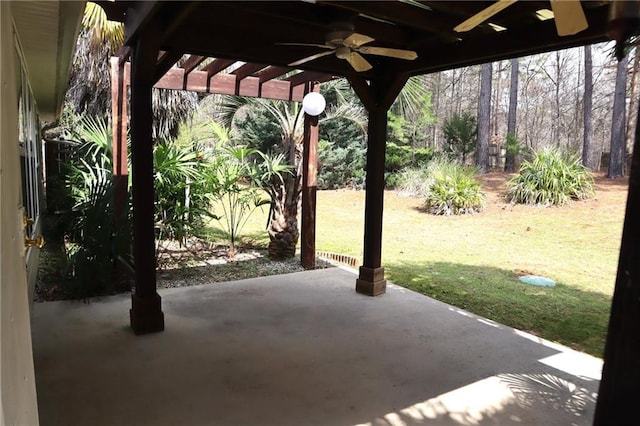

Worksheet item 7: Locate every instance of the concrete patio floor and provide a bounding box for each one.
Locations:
[32,267,602,426]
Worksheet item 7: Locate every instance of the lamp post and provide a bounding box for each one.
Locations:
[301,87,324,269]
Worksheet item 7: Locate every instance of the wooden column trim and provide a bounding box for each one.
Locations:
[129,26,164,335]
[354,73,409,296]
[594,94,640,424]
[301,82,320,270]
[110,56,130,291]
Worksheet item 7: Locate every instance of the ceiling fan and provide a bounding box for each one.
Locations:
[454,0,588,37]
[281,23,418,72]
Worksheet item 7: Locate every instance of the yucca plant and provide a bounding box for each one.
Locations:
[424,159,485,216]
[507,148,594,206]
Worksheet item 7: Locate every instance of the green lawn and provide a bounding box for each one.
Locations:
[210,173,628,357]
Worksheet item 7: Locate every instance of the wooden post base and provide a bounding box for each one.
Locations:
[130,292,164,335]
[356,266,387,296]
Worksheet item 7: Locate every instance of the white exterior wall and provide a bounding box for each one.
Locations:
[0,2,40,424]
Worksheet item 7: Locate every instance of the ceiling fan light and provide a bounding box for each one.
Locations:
[488,23,507,32]
[302,92,326,116]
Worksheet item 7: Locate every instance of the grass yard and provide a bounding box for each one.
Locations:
[207,172,627,357]
[314,172,628,357]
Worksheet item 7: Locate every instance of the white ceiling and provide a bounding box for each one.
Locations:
[11,1,84,121]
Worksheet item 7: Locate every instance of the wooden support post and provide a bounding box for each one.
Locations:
[349,74,408,296]
[110,57,130,291]
[129,29,164,335]
[593,94,640,424]
[301,82,320,270]
[356,105,388,296]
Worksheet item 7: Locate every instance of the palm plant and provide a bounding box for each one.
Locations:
[153,140,210,245]
[63,117,130,297]
[62,3,196,140]
[217,81,366,259]
[204,145,290,257]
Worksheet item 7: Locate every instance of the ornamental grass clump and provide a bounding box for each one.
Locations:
[424,160,485,216]
[507,148,594,206]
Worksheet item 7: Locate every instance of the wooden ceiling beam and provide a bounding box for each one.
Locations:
[162,1,201,41]
[410,8,610,75]
[123,1,160,46]
[319,1,456,38]
[285,71,335,87]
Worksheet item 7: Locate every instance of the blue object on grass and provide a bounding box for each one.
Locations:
[518,275,556,287]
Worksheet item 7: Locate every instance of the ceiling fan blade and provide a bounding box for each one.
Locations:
[454,0,517,32]
[343,33,375,48]
[550,0,588,36]
[358,46,417,60]
[288,50,334,67]
[346,52,373,72]
[276,43,333,49]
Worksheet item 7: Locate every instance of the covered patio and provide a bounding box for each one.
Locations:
[33,267,602,426]
[32,1,640,424]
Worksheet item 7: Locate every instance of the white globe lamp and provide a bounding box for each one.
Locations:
[302,91,326,116]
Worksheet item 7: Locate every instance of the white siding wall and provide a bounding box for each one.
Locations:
[0,2,40,424]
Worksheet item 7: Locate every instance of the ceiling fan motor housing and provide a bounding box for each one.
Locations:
[335,45,351,59]
[327,30,353,46]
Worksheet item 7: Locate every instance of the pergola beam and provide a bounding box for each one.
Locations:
[258,66,292,84]
[232,63,268,81]
[202,58,235,77]
[155,49,183,84]
[182,55,205,74]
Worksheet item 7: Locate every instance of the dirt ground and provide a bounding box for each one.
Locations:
[477,171,629,211]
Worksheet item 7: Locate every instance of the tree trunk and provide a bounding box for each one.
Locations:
[505,58,519,172]
[609,54,629,178]
[477,62,492,172]
[554,51,562,146]
[267,172,301,259]
[625,48,639,155]
[583,45,596,170]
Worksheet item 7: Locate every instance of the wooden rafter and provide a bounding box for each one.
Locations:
[202,58,236,77]
[182,55,205,75]
[232,63,268,81]
[258,66,293,84]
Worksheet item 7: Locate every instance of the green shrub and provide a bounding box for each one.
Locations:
[385,142,412,172]
[317,139,365,189]
[385,143,434,188]
[414,147,434,166]
[507,148,595,206]
[442,112,477,164]
[425,160,485,216]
